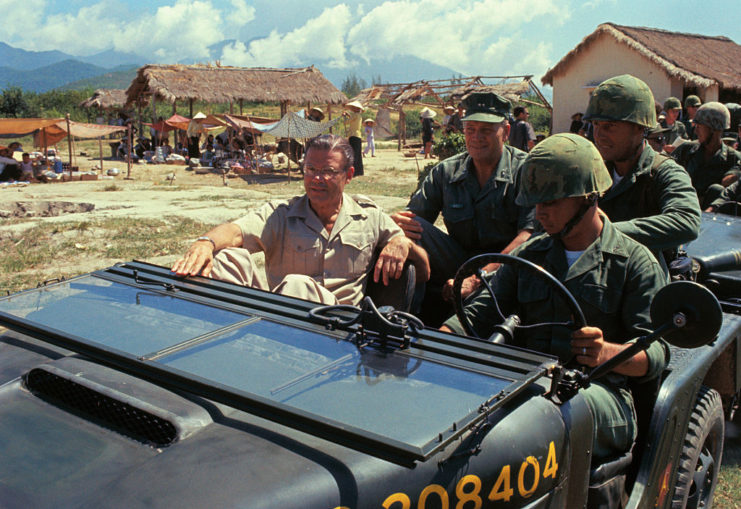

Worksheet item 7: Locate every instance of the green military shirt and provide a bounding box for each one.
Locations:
[600,143,701,270]
[660,119,687,145]
[406,146,535,253]
[444,218,668,382]
[710,179,741,210]
[672,140,741,207]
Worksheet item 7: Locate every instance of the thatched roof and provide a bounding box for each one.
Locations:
[125,64,346,106]
[542,23,741,91]
[449,81,532,104]
[79,89,129,109]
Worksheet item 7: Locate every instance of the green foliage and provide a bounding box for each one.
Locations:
[415,161,438,194]
[405,111,421,138]
[433,133,466,160]
[0,87,31,117]
[341,74,367,98]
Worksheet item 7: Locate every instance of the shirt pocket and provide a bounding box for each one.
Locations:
[336,231,375,278]
[576,283,621,316]
[286,234,322,276]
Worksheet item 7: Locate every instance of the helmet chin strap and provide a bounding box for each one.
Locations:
[550,195,599,240]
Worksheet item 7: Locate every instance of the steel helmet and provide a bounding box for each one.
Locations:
[663,97,682,111]
[583,74,657,128]
[684,95,702,108]
[694,102,731,131]
[516,133,612,207]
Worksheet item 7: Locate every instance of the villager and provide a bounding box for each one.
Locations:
[391,92,534,326]
[172,134,430,304]
[420,107,439,159]
[440,133,668,464]
[363,118,376,157]
[308,107,325,122]
[444,104,464,134]
[570,112,584,134]
[583,74,700,274]
[187,112,207,158]
[672,102,741,209]
[344,101,364,176]
[659,96,688,152]
[0,146,22,182]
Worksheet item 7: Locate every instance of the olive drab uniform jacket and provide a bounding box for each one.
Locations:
[406,147,535,254]
[443,219,669,460]
[599,143,701,273]
[672,140,741,208]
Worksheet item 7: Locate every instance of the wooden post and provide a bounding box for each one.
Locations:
[65,114,73,175]
[98,136,104,173]
[152,93,158,146]
[172,100,177,115]
[126,124,133,179]
[137,100,143,143]
[328,105,332,134]
[229,101,234,114]
[239,100,243,115]
[189,99,193,118]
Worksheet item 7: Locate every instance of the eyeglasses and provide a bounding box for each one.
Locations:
[647,136,666,143]
[303,166,345,179]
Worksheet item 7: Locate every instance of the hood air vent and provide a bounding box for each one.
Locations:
[24,368,177,447]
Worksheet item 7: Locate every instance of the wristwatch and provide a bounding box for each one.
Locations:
[196,236,216,250]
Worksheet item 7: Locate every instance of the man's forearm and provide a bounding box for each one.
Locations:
[501,229,532,254]
[199,223,244,251]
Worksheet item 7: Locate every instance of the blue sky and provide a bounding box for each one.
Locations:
[1,0,739,86]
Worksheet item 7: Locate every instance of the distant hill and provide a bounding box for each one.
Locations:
[0,42,72,70]
[58,66,139,91]
[320,55,460,89]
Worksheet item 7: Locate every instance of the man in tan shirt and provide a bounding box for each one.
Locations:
[172,134,429,305]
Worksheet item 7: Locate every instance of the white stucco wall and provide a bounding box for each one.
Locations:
[548,34,674,134]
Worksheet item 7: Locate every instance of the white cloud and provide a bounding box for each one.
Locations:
[219,4,353,68]
[1,0,255,61]
[346,0,566,75]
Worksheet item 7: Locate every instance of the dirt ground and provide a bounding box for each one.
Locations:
[0,144,428,277]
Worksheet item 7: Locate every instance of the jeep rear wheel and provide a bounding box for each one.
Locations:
[671,386,724,509]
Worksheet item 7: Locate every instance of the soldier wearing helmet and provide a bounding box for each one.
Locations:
[659,96,688,150]
[672,102,741,209]
[683,95,702,140]
[583,74,700,273]
[442,133,668,464]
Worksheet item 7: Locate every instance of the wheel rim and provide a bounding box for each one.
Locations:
[686,436,719,509]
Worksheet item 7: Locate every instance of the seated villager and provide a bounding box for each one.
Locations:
[0,146,22,182]
[171,134,430,305]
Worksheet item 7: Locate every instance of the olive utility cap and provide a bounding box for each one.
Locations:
[461,92,511,123]
[583,74,657,128]
[663,97,682,111]
[694,102,731,131]
[684,95,702,108]
[517,133,612,207]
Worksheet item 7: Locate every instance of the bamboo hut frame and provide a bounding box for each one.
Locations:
[348,75,551,149]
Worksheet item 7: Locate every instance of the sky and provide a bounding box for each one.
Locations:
[1,0,739,88]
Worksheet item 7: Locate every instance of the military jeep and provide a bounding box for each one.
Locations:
[0,212,739,509]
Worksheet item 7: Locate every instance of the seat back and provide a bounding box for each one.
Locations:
[365,261,416,312]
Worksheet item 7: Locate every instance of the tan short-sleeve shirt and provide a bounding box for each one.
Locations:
[231,194,403,305]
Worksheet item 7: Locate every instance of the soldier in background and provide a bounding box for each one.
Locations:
[659,96,688,152]
[672,102,741,209]
[582,74,701,274]
[682,95,702,140]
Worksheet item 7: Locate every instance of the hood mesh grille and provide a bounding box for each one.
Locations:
[25,368,177,447]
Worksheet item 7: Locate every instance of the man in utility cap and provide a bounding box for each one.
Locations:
[441,133,668,465]
[672,102,741,208]
[391,91,534,325]
[683,95,702,140]
[583,74,701,274]
[659,96,687,151]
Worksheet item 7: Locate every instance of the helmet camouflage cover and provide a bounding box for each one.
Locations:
[516,133,612,207]
[583,74,657,128]
[694,102,731,131]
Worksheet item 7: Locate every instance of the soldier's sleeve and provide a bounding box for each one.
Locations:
[722,148,741,180]
[621,245,669,382]
[711,180,741,209]
[613,159,701,250]
[512,159,536,231]
[406,161,446,223]
[442,264,518,337]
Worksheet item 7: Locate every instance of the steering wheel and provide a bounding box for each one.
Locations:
[452,253,587,339]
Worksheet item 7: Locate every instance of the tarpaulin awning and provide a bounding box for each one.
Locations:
[0,118,63,137]
[33,120,128,146]
[148,114,225,134]
[262,111,341,139]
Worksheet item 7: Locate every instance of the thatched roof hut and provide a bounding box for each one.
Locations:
[79,89,130,110]
[542,23,741,91]
[541,23,741,133]
[125,64,346,107]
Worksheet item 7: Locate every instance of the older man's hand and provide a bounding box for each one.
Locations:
[171,241,215,277]
[374,236,411,286]
[390,210,423,240]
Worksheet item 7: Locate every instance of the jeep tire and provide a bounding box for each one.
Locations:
[671,386,724,509]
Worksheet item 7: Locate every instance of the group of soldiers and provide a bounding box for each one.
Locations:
[172,73,722,469]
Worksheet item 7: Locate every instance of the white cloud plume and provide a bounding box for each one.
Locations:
[220,4,353,68]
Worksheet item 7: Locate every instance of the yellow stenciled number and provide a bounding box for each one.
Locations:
[518,456,540,498]
[543,441,559,479]
[455,474,482,509]
[488,464,514,503]
[418,484,449,509]
[382,493,411,509]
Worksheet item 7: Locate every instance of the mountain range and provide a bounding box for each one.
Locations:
[0,41,459,94]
